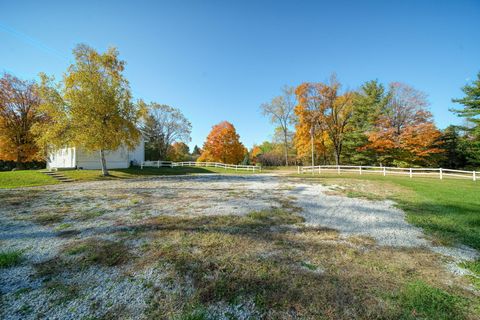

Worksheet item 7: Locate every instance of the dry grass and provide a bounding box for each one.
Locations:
[121,209,480,319]
[35,238,131,279]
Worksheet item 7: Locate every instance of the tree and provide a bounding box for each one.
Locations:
[342,80,390,164]
[35,44,143,176]
[0,73,45,168]
[167,141,190,161]
[197,121,246,164]
[366,82,442,166]
[260,86,296,165]
[451,71,480,139]
[141,103,191,161]
[295,76,354,165]
[439,125,468,169]
[191,145,202,160]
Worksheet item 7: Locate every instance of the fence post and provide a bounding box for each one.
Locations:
[473,171,476,182]
[359,166,362,175]
[439,168,443,180]
[235,165,238,172]
[383,167,386,176]
[337,165,340,175]
[409,168,412,178]
[297,166,300,174]
[157,161,160,168]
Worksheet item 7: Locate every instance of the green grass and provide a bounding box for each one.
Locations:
[396,280,467,320]
[61,166,259,182]
[0,166,260,188]
[292,173,480,251]
[0,170,58,189]
[0,250,23,268]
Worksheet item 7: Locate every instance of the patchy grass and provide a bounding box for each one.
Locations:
[128,209,479,319]
[63,239,130,267]
[291,173,480,251]
[35,238,130,278]
[460,260,480,289]
[33,212,66,225]
[0,250,23,268]
[0,170,58,189]
[44,280,80,306]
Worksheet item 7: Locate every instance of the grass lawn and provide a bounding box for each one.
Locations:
[0,166,260,188]
[291,173,480,250]
[61,166,259,181]
[0,170,59,189]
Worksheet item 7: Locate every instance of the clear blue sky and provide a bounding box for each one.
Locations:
[1,0,479,149]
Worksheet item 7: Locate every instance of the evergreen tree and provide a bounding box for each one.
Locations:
[451,71,480,139]
[342,80,389,165]
[439,126,467,169]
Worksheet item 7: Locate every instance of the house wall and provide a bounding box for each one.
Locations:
[47,147,76,169]
[128,138,145,166]
[47,139,145,170]
[76,148,130,170]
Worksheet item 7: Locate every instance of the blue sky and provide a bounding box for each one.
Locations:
[1,0,479,149]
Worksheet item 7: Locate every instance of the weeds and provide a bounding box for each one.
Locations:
[0,250,23,268]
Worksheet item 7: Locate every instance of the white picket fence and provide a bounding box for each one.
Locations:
[141,160,261,172]
[299,165,477,181]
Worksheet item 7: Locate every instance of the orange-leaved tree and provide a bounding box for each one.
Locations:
[366,82,442,166]
[0,73,46,168]
[197,121,246,164]
[294,76,354,165]
[167,141,190,161]
[294,95,332,165]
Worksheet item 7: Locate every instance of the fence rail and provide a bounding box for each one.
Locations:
[141,160,261,172]
[299,165,477,181]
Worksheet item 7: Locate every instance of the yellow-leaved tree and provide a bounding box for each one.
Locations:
[197,121,246,164]
[294,76,354,165]
[34,44,144,176]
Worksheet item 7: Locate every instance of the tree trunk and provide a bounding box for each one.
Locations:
[334,145,342,165]
[283,131,289,166]
[15,150,25,170]
[99,149,109,176]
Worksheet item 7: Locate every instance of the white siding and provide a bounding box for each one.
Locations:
[76,148,129,170]
[47,147,76,169]
[47,139,145,170]
[128,138,145,166]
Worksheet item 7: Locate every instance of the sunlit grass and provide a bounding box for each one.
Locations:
[291,173,480,250]
[0,170,58,189]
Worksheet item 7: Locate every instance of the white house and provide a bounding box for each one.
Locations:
[47,139,145,170]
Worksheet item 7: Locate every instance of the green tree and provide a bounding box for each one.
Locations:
[342,80,390,164]
[190,144,202,160]
[451,72,480,139]
[439,126,466,169]
[36,44,143,176]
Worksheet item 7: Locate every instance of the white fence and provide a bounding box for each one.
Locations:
[299,165,477,181]
[141,160,261,172]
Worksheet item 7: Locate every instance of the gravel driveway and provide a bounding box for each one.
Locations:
[0,174,477,319]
